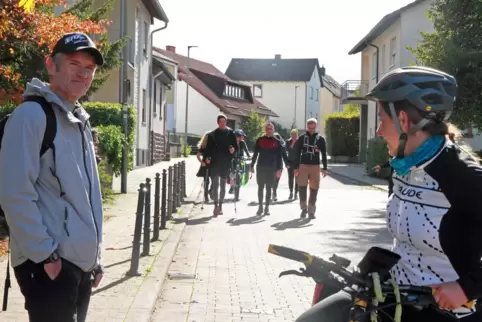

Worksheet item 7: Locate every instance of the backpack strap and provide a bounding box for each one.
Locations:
[22,96,57,157]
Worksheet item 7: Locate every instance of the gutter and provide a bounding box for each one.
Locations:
[147,21,168,165]
[367,43,380,135]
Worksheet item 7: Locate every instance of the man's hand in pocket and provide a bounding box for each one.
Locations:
[44,260,62,280]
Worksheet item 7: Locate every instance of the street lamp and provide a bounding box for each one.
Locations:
[183,45,198,154]
[294,85,299,129]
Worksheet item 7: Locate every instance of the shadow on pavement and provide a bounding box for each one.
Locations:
[247,199,295,207]
[271,218,313,231]
[92,275,133,295]
[328,172,374,187]
[187,216,212,226]
[361,208,386,219]
[226,215,265,226]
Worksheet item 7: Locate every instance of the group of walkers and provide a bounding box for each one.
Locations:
[196,114,327,219]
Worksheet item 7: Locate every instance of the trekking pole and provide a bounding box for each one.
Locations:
[201,170,207,210]
[2,246,11,311]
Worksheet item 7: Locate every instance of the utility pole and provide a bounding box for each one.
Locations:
[183,45,197,153]
[294,85,299,129]
[120,0,129,193]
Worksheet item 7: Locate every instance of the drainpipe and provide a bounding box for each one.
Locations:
[149,71,165,165]
[367,43,379,136]
[147,21,168,166]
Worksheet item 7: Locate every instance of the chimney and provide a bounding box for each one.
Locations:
[275,54,281,59]
[166,45,176,53]
[320,65,326,76]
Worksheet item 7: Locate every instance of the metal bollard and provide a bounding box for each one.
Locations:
[142,178,151,256]
[176,162,182,207]
[182,160,187,198]
[152,173,161,241]
[172,164,178,213]
[167,166,173,218]
[127,183,146,276]
[160,169,167,229]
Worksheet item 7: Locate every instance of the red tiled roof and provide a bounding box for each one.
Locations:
[153,47,278,118]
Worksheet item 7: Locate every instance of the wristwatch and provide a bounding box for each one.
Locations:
[42,250,60,264]
[92,265,104,276]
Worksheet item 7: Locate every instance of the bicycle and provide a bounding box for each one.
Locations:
[267,244,465,322]
[229,156,250,212]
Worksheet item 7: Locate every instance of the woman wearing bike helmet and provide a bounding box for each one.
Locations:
[296,66,482,322]
[228,129,250,198]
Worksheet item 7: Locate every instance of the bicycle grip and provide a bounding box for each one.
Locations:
[268,244,313,265]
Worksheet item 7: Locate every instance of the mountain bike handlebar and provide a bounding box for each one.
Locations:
[268,244,459,321]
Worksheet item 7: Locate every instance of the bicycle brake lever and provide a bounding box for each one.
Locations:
[279,269,308,278]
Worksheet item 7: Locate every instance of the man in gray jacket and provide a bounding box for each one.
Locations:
[0,32,104,322]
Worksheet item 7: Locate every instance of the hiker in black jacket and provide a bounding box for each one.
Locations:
[250,123,283,216]
[373,158,394,197]
[285,129,299,199]
[203,114,237,217]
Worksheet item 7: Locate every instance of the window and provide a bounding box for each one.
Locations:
[389,37,396,67]
[128,38,134,65]
[315,113,319,120]
[371,52,377,79]
[310,87,313,99]
[381,44,386,73]
[142,89,146,124]
[143,21,148,56]
[315,89,319,101]
[134,8,139,64]
[253,84,263,97]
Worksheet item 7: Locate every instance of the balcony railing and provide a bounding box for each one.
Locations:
[340,80,369,104]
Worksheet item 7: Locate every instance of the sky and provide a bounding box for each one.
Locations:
[153,0,415,84]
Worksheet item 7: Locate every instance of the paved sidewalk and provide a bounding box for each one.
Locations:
[327,163,389,191]
[0,156,202,322]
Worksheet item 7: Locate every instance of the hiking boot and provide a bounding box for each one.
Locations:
[264,206,270,216]
[213,206,220,217]
[289,192,293,200]
[294,191,298,200]
[228,186,234,194]
[300,209,308,218]
[256,206,263,215]
[309,212,316,219]
[272,194,278,202]
[219,203,223,215]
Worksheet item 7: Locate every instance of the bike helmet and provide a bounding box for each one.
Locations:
[365,66,457,158]
[234,129,246,137]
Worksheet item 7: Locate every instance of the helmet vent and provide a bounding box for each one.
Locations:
[422,93,443,105]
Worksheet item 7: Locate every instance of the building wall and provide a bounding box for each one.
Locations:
[306,67,322,125]
[176,81,222,136]
[241,81,306,131]
[319,88,335,136]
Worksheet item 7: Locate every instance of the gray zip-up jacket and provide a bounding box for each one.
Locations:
[0,78,103,272]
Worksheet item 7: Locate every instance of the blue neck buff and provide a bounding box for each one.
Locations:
[390,135,445,176]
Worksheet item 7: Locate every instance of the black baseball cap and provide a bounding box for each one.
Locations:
[51,32,104,66]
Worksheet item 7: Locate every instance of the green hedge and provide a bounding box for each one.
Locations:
[366,136,391,179]
[325,112,359,157]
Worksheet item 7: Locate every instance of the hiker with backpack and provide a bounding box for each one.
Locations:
[0,32,104,322]
[292,118,328,219]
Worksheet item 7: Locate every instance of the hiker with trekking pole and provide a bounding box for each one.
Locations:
[196,131,212,206]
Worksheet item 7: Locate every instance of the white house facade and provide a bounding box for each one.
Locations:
[341,0,437,161]
[319,66,342,136]
[154,46,277,138]
[225,55,322,131]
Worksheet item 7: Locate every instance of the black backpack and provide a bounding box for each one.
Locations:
[0,96,57,228]
[0,96,57,311]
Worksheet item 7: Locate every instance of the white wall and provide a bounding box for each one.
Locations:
[176,82,222,136]
[306,67,322,123]
[242,81,306,130]
[400,0,435,66]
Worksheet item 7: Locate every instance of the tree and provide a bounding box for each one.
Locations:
[409,0,482,129]
[241,110,266,149]
[0,0,126,104]
[270,121,290,140]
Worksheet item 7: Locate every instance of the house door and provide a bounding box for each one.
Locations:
[227,119,235,129]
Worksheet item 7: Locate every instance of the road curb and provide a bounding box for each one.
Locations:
[327,169,388,192]
[123,179,203,322]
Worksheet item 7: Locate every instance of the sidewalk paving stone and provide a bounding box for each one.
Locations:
[0,156,202,322]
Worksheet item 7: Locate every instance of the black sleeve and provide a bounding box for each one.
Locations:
[204,133,214,160]
[281,145,289,166]
[292,136,302,169]
[251,138,260,167]
[432,154,482,300]
[380,161,391,168]
[229,131,237,154]
[318,136,327,170]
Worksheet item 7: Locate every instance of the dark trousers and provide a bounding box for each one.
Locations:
[257,167,275,207]
[14,259,92,322]
[295,290,481,322]
[203,175,211,198]
[272,169,282,196]
[210,175,227,205]
[288,167,298,193]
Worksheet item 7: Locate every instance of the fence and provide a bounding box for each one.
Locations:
[127,160,187,276]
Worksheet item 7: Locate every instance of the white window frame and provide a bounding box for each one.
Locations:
[389,37,397,67]
[381,44,386,74]
[143,21,149,57]
[253,84,263,98]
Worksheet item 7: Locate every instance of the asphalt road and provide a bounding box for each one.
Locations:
[151,171,392,322]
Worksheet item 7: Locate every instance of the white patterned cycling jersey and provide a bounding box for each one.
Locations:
[387,140,482,319]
